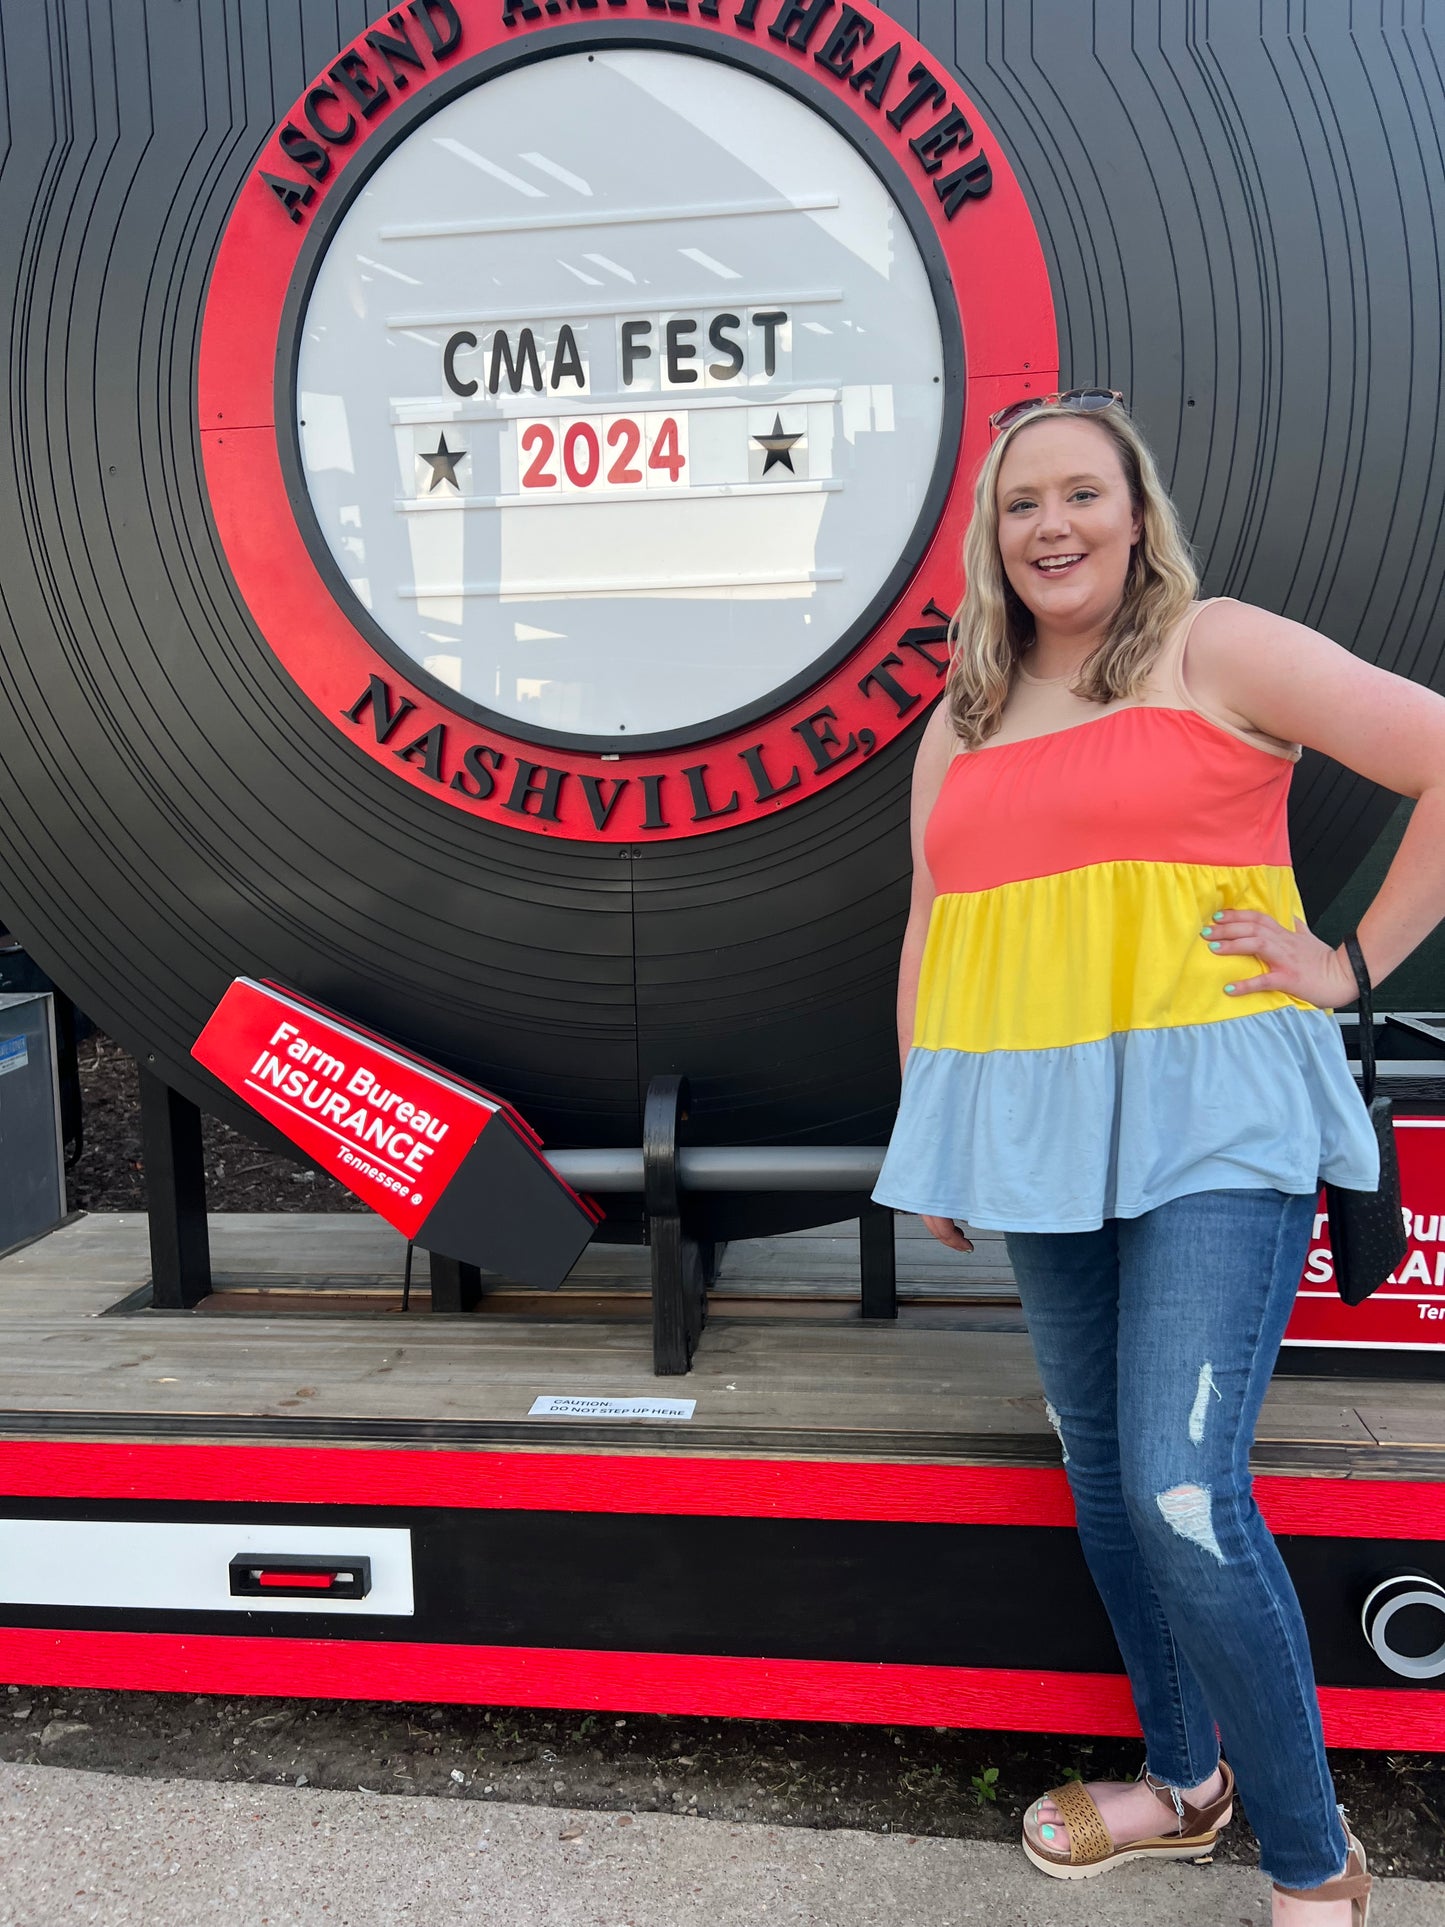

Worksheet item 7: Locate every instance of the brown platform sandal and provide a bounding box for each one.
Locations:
[1022,1761,1235,1881]
[1273,1830,1372,1924]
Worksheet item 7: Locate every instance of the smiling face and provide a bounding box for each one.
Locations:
[994,415,1144,639]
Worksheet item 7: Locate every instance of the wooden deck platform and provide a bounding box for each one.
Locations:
[1,1213,1441,1475]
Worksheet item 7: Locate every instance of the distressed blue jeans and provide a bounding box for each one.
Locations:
[1004,1187,1349,1889]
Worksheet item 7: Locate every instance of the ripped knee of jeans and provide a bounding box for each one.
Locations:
[1155,1482,1225,1564]
[1043,1399,1069,1464]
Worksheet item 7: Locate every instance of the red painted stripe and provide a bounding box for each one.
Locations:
[257,1572,334,1590]
[1,1628,1439,1750]
[0,1443,1076,1523]
[1254,1476,1445,1539]
[0,1442,1442,1536]
[0,1628,1142,1731]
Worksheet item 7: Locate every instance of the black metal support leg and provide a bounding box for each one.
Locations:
[699,1240,727,1288]
[859,1202,897,1319]
[429,1252,483,1312]
[646,1074,706,1375]
[138,1067,211,1309]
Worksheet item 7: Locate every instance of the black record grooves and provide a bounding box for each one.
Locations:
[1,2,1444,1242]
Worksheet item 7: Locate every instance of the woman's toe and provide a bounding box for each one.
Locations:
[1026,1800,1068,1852]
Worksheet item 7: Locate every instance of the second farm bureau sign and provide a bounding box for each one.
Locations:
[199,0,1056,839]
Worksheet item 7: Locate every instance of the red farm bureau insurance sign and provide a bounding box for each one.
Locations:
[193,979,500,1236]
[199,0,1055,840]
[192,978,600,1270]
[1284,1119,1445,1353]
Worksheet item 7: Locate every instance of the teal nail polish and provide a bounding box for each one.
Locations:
[1199,927,1213,938]
[1209,941,1222,952]
[1041,1824,1056,1841]
[1224,984,1236,995]
[1212,911,1224,922]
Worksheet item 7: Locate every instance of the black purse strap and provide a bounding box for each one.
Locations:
[1344,932,1375,1104]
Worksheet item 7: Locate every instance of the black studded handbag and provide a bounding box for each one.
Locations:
[1325,934,1408,1306]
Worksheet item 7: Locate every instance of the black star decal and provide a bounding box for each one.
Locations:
[419,432,466,492]
[754,413,802,475]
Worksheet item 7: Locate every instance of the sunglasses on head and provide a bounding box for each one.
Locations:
[987,387,1125,433]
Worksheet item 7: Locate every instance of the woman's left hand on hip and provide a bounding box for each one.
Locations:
[1201,910,1359,1009]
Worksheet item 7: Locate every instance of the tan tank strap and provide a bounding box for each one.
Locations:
[1153,597,1300,761]
[1152,596,1226,705]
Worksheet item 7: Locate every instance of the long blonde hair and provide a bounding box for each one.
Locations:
[946,402,1198,749]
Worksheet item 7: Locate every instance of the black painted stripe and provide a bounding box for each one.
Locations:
[1,1498,1442,1689]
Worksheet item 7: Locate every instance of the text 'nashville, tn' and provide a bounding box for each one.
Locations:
[340,601,952,833]
[258,0,993,224]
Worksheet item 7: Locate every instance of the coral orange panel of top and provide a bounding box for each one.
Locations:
[925,707,1295,896]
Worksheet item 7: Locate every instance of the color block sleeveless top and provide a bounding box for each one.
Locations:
[873,599,1379,1233]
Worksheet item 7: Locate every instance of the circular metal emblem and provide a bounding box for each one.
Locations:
[1361,1573,1445,1681]
[200,0,1055,839]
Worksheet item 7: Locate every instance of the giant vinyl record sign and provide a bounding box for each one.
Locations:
[201,0,1052,840]
[2,2,1443,1207]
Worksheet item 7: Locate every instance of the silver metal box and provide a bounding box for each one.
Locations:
[0,991,66,1253]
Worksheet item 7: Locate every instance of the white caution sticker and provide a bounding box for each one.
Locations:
[528,1395,695,1421]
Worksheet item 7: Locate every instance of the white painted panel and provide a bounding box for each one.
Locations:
[0,1521,413,1615]
[297,48,945,740]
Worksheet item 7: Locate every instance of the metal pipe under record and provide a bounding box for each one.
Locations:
[546,1146,885,1195]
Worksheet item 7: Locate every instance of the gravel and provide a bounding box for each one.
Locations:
[1,1687,1441,1880]
[65,1033,362,1217]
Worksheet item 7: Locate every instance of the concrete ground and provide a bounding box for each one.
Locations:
[0,1763,1438,1927]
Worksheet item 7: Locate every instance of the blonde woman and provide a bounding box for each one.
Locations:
[873,391,1445,1925]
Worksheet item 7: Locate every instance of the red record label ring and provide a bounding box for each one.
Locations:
[198,0,1056,842]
